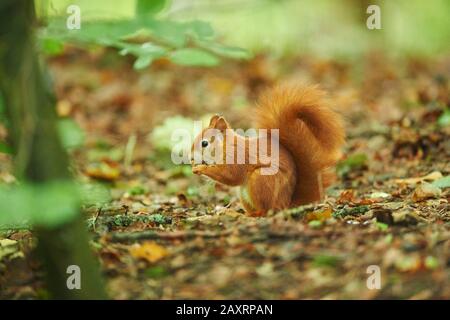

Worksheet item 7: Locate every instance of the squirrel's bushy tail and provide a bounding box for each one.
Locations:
[255,85,345,205]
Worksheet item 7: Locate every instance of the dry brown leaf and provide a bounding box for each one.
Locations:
[411,182,442,202]
[393,171,443,185]
[337,190,356,204]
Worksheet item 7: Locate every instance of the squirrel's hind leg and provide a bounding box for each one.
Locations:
[243,168,295,215]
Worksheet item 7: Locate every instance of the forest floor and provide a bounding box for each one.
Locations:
[0,49,449,299]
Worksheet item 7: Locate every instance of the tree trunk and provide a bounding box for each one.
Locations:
[0,0,106,299]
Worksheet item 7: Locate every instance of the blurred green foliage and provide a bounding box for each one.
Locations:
[437,109,450,127]
[0,92,6,123]
[175,0,450,59]
[312,254,341,268]
[145,266,168,279]
[336,153,368,178]
[0,93,10,153]
[169,48,219,67]
[0,117,85,155]
[38,0,251,69]
[136,0,168,17]
[0,142,11,154]
[0,181,80,229]
[0,181,111,230]
[150,115,195,154]
[79,182,112,206]
[38,0,449,60]
[57,118,85,149]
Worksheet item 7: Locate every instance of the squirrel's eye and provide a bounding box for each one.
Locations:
[201,140,209,148]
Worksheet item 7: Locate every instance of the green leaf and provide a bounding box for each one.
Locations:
[169,48,220,67]
[437,108,450,127]
[376,222,389,231]
[312,254,340,268]
[432,176,450,189]
[133,55,153,70]
[183,21,215,40]
[425,256,439,270]
[136,0,167,16]
[128,185,146,196]
[308,220,322,229]
[118,42,167,58]
[197,40,252,59]
[58,118,85,149]
[186,186,199,197]
[41,15,246,68]
[145,266,168,278]
[336,153,368,177]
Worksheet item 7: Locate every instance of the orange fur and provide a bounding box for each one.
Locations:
[191,85,345,214]
[254,85,345,205]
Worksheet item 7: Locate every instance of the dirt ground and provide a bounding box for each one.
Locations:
[1,49,449,299]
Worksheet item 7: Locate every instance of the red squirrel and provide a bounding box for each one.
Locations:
[191,85,345,215]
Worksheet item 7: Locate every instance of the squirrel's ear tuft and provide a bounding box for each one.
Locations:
[214,117,230,132]
[209,114,221,127]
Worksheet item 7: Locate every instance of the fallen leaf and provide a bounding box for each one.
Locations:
[370,192,391,199]
[308,220,323,228]
[145,266,168,279]
[256,262,274,277]
[312,254,341,268]
[392,210,425,225]
[0,239,22,261]
[177,193,192,207]
[129,241,168,263]
[56,99,72,117]
[85,161,120,181]
[432,176,450,189]
[395,254,422,273]
[376,222,389,231]
[337,190,356,204]
[424,256,439,270]
[393,171,443,185]
[336,153,368,177]
[305,208,332,222]
[411,182,442,202]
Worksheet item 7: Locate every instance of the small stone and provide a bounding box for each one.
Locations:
[370,192,391,199]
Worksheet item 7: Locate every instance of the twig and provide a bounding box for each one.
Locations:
[109,229,233,242]
[108,224,318,243]
[92,207,102,232]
